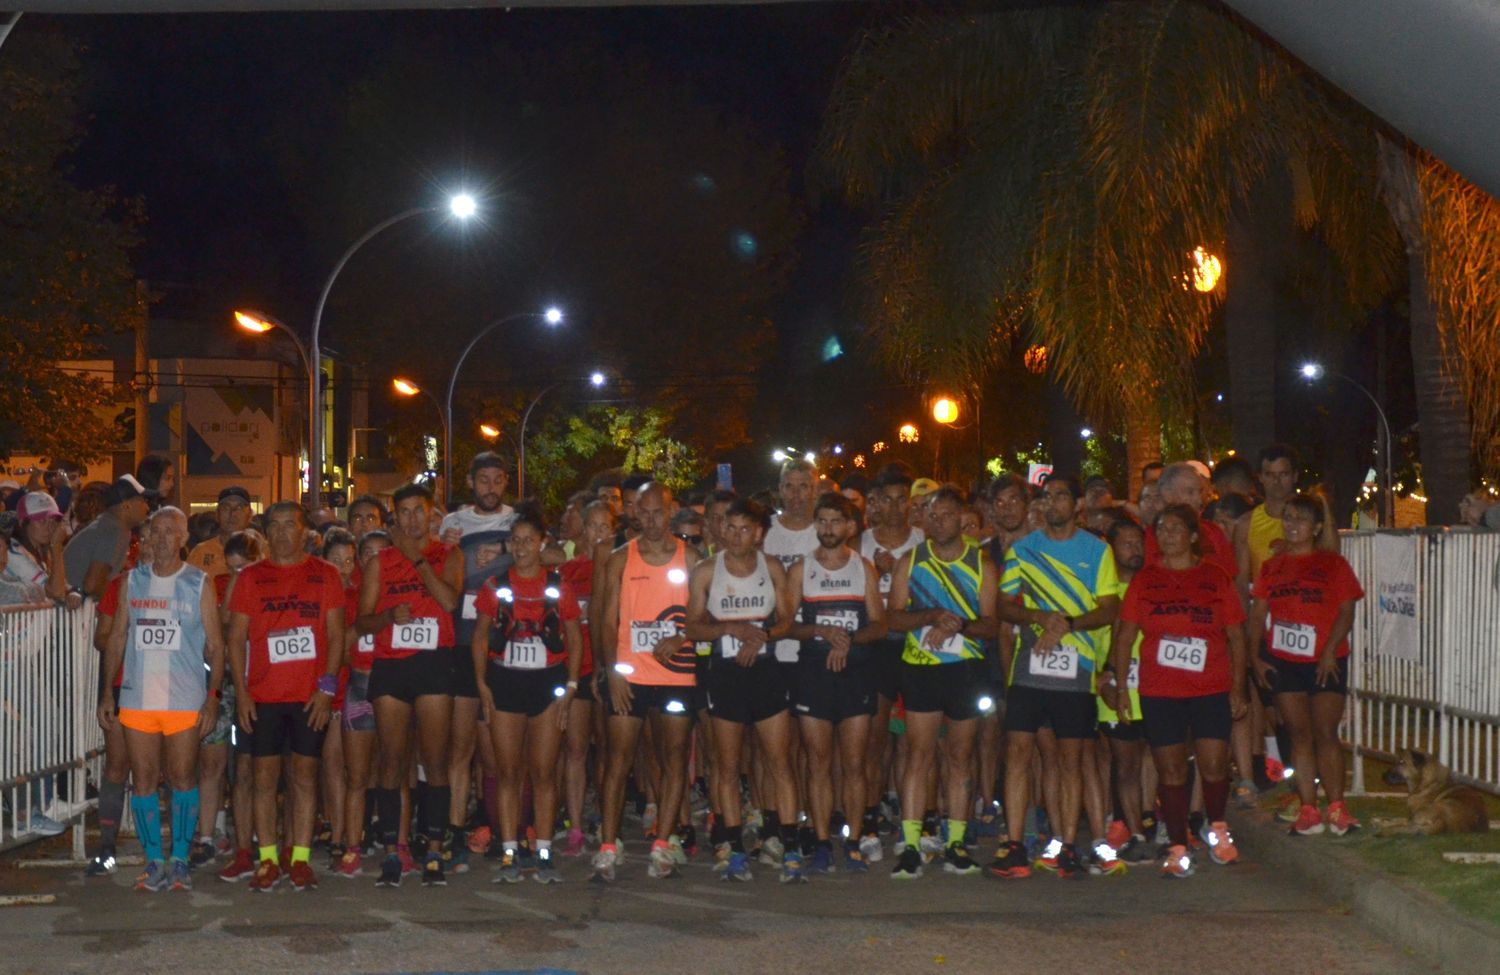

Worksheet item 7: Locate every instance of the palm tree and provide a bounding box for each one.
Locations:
[817,0,1403,498]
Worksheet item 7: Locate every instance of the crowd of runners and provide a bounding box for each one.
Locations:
[55,444,1366,892]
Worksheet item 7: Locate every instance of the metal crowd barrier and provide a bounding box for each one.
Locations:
[1341,528,1500,796]
[0,602,101,858]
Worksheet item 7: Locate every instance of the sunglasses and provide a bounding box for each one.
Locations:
[674,532,704,546]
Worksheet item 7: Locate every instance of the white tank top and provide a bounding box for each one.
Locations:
[707,551,774,659]
[860,526,925,595]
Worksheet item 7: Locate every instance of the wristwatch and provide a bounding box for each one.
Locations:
[566,680,579,691]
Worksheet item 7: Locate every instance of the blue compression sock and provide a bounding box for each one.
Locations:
[170,788,200,863]
[131,793,163,864]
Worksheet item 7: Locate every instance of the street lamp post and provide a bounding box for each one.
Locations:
[392,377,450,492]
[443,307,563,506]
[234,310,315,500]
[306,193,477,508]
[1301,362,1396,526]
[517,371,606,500]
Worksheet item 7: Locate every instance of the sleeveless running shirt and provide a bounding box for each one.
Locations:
[372,542,455,660]
[118,563,210,713]
[901,539,984,665]
[859,526,924,596]
[763,516,817,663]
[1246,504,1284,579]
[798,550,869,663]
[615,539,694,686]
[706,550,775,659]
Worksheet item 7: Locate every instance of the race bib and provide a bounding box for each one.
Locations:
[878,572,893,595]
[1271,621,1318,658]
[357,633,374,654]
[815,610,860,633]
[461,593,478,620]
[1127,657,1141,690]
[577,597,590,617]
[719,633,745,658]
[1029,645,1079,680]
[392,617,440,651]
[1157,635,1208,673]
[502,635,547,670]
[630,620,679,654]
[916,626,965,656]
[267,625,316,663]
[135,618,182,652]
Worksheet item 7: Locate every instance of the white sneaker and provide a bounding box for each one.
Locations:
[859,834,884,863]
[590,847,618,883]
[647,844,677,879]
[26,813,67,837]
[758,834,785,866]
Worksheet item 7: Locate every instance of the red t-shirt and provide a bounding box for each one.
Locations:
[474,568,580,670]
[98,575,125,688]
[560,556,594,676]
[1121,561,1246,698]
[1251,550,1364,663]
[371,542,455,660]
[228,556,344,704]
[1145,519,1236,581]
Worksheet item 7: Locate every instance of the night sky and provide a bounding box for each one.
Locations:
[39,3,888,474]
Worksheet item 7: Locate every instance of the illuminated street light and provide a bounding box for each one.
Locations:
[772,450,788,462]
[392,377,449,476]
[544,306,564,326]
[898,423,919,444]
[872,441,887,454]
[479,423,501,440]
[392,377,422,397]
[449,193,478,219]
[1080,427,1093,439]
[1190,246,1223,292]
[590,371,606,388]
[803,451,816,464]
[1300,362,1325,380]
[932,397,959,425]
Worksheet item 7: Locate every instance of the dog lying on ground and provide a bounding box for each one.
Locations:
[1379,749,1491,836]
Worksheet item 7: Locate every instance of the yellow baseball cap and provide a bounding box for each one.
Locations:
[910,478,940,499]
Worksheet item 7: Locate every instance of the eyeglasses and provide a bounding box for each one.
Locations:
[674,532,704,546]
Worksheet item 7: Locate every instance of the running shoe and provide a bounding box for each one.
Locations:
[975,806,1003,839]
[422,851,446,887]
[1326,801,1361,836]
[859,832,883,863]
[85,850,118,877]
[1034,837,1064,872]
[563,826,586,858]
[890,847,923,880]
[1088,841,1126,877]
[249,859,282,892]
[1119,834,1155,863]
[1275,791,1302,823]
[1291,803,1326,836]
[335,850,363,878]
[397,845,420,875]
[214,832,232,857]
[942,844,980,876]
[918,829,944,863]
[1105,819,1131,850]
[843,844,869,874]
[533,850,561,885]
[780,849,808,884]
[648,842,679,879]
[1265,756,1288,784]
[757,834,785,867]
[988,840,1032,879]
[25,813,66,837]
[1160,843,1194,879]
[1201,821,1239,865]
[808,846,834,875]
[590,847,618,884]
[666,833,689,866]
[1233,778,1258,810]
[170,859,192,892]
[188,840,215,869]
[449,845,471,875]
[289,861,318,891]
[493,849,523,884]
[467,825,492,855]
[517,843,538,873]
[724,851,753,882]
[1053,843,1084,879]
[134,860,169,893]
[217,848,256,882]
[375,853,402,888]
[679,824,699,859]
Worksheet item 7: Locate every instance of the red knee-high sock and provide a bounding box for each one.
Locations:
[1159,783,1191,847]
[1202,778,1229,823]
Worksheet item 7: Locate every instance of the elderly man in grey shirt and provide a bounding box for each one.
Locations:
[63,474,151,599]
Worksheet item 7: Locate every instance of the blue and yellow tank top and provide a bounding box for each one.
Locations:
[901,539,984,665]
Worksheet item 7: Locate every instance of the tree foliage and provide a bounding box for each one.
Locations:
[0,30,143,463]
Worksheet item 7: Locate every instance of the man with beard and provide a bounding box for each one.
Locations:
[439,452,517,871]
[787,493,887,873]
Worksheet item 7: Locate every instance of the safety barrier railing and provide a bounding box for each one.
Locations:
[0,602,101,858]
[1341,528,1500,796]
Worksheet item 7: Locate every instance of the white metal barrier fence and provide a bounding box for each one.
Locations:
[1341,528,1500,795]
[1,602,101,857]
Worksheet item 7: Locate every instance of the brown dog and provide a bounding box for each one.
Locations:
[1388,749,1490,835]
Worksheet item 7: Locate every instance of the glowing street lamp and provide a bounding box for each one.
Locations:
[235,309,315,483]
[478,423,501,440]
[392,377,449,478]
[899,423,920,444]
[1190,246,1223,293]
[932,397,959,425]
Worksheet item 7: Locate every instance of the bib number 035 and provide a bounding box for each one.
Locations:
[630,620,679,654]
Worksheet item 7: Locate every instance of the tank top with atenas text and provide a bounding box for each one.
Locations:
[706,550,775,661]
[798,549,869,664]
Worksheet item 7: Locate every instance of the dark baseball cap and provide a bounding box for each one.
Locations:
[218,486,252,505]
[104,474,148,507]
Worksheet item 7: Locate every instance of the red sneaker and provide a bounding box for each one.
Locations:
[249,859,282,892]
[288,860,318,891]
[1105,819,1130,850]
[334,849,363,878]
[1291,803,1325,836]
[217,848,256,883]
[397,845,419,875]
[1325,801,1361,836]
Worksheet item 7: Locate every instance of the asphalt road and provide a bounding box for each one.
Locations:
[0,833,1436,975]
